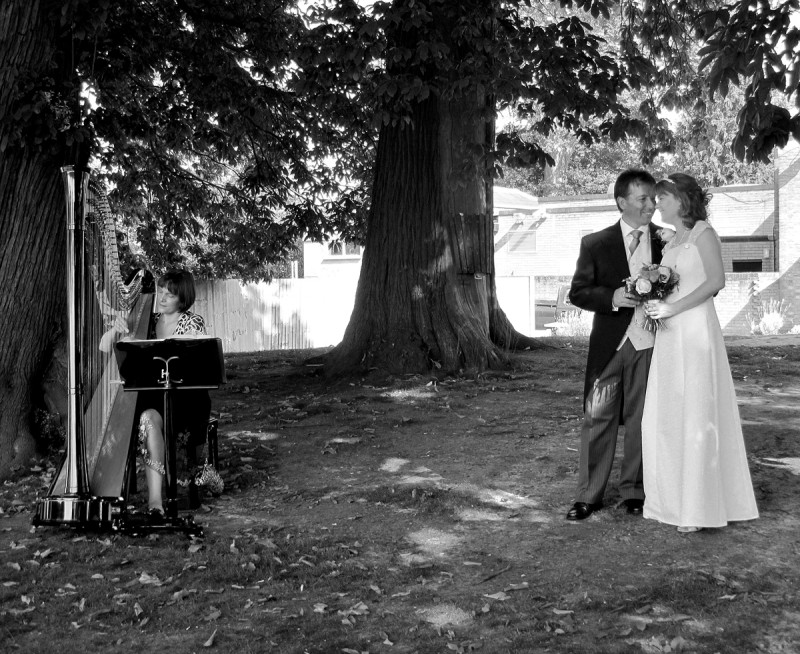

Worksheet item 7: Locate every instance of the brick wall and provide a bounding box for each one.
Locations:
[496,147,800,334]
[722,241,774,272]
[494,184,774,278]
[776,142,800,323]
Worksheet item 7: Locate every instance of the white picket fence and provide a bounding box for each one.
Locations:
[193,277,536,354]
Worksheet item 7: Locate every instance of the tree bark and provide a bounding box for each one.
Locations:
[0,1,66,478]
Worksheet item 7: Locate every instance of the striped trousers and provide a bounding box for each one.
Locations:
[574,340,653,504]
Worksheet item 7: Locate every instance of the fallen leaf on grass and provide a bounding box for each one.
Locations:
[134,602,144,618]
[503,582,529,592]
[137,572,164,586]
[6,562,21,571]
[203,630,217,647]
[338,601,370,616]
[655,613,694,623]
[255,537,277,549]
[552,608,573,615]
[204,607,222,621]
[172,589,198,601]
[670,635,691,649]
[482,592,510,601]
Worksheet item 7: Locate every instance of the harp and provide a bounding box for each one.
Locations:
[34,167,154,528]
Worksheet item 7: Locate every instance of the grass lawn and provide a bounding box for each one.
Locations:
[2,336,799,653]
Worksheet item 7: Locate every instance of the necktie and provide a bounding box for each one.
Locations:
[629,230,642,257]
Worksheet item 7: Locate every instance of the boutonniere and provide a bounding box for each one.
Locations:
[656,228,676,247]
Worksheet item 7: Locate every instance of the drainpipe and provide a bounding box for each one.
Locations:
[773,153,780,273]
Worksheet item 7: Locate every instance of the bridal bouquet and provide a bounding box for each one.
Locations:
[623,264,680,331]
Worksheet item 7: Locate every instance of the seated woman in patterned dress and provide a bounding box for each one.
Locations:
[102,269,214,521]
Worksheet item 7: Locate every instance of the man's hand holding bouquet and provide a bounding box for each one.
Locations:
[623,264,680,331]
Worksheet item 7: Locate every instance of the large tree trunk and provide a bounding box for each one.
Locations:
[326,88,537,376]
[325,0,540,376]
[0,2,66,478]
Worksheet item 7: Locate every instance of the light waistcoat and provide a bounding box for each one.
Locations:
[619,225,655,350]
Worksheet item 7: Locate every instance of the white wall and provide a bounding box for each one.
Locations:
[194,276,535,353]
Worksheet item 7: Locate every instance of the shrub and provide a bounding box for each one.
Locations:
[754,299,791,335]
[551,309,593,339]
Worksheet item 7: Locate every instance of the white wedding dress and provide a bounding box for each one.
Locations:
[642,221,759,528]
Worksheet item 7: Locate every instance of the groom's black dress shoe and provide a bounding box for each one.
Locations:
[566,502,602,521]
[624,499,644,515]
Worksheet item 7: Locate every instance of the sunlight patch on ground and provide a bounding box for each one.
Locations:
[397,474,443,485]
[224,430,281,441]
[380,457,409,472]
[760,457,800,475]
[457,508,506,522]
[381,387,436,400]
[417,604,473,627]
[325,437,362,446]
[449,482,541,509]
[407,527,462,557]
[455,506,552,523]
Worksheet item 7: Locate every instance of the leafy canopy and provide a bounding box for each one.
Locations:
[4,0,799,278]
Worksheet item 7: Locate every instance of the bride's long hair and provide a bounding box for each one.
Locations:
[655,174,712,228]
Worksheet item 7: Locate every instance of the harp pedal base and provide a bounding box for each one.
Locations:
[33,495,121,528]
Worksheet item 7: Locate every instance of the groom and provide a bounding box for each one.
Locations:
[565,169,662,521]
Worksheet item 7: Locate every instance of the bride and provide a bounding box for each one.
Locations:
[641,173,759,533]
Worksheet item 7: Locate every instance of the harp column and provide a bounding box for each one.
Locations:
[62,165,90,496]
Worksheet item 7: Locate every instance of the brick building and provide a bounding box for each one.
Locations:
[494,142,800,334]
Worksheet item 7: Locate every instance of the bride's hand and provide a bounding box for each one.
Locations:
[645,300,675,320]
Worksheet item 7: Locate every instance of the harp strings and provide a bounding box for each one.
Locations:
[82,178,143,473]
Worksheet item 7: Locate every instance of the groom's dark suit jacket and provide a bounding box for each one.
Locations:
[569,221,663,406]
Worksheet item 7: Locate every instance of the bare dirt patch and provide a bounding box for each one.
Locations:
[2,337,799,653]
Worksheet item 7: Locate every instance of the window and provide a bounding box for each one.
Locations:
[328,241,363,257]
[732,260,763,272]
[507,225,537,253]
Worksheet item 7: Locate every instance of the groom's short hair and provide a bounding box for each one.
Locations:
[614,169,656,211]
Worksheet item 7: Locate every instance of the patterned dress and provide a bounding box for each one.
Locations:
[136,311,212,483]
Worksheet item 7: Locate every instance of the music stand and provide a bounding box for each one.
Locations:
[115,337,226,534]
